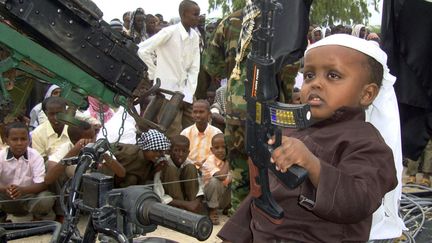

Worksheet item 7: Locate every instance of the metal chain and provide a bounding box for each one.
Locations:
[98,102,127,154]
[116,108,128,145]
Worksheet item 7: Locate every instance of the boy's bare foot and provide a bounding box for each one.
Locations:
[209,208,220,225]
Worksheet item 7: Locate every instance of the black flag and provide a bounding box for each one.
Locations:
[272,0,313,72]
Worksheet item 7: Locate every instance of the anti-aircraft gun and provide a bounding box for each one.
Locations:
[0,0,180,133]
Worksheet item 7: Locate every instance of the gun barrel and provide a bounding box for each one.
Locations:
[114,186,213,241]
[146,202,213,241]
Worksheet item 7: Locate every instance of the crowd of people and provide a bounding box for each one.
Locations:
[1,0,428,242]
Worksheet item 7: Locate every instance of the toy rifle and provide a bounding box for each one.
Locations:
[245,0,312,222]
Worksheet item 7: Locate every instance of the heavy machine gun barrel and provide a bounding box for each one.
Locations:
[107,186,213,242]
[56,139,212,243]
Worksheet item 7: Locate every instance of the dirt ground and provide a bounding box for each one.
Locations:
[7,212,228,243]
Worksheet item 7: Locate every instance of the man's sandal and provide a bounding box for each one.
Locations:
[405,176,416,184]
[419,178,431,187]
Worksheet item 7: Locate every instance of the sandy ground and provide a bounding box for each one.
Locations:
[7,212,227,243]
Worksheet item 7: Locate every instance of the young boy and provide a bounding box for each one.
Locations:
[218,34,398,242]
[134,131,204,213]
[138,0,201,137]
[181,100,222,169]
[201,133,231,225]
[161,135,205,213]
[0,122,54,222]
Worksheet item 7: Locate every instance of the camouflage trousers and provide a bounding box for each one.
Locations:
[224,122,249,211]
[407,139,432,176]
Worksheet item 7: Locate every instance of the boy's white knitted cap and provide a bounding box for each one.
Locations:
[305,34,395,87]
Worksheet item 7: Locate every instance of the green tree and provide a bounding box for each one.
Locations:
[208,0,380,26]
[208,0,246,14]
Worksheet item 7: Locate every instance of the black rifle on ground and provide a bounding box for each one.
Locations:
[245,0,312,222]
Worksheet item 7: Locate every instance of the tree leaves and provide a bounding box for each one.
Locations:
[207,0,380,26]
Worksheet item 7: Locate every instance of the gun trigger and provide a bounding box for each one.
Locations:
[299,195,315,210]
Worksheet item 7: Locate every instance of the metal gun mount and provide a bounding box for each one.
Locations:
[0,0,180,132]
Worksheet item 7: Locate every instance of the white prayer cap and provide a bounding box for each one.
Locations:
[305,34,395,87]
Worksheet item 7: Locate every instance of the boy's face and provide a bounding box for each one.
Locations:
[301,45,376,120]
[181,4,200,29]
[206,91,215,105]
[192,102,210,126]
[6,128,29,158]
[211,136,226,160]
[45,103,66,131]
[170,144,189,167]
[146,16,158,33]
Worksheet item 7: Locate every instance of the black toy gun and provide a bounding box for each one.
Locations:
[245,0,312,221]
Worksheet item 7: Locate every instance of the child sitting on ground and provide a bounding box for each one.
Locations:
[201,133,231,225]
[0,122,54,222]
[161,135,205,213]
[218,34,398,242]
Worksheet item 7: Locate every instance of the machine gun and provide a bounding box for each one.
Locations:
[0,139,213,243]
[245,0,312,221]
[0,0,181,132]
[56,139,212,243]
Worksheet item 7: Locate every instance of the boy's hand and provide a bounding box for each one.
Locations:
[269,136,318,173]
[184,198,204,213]
[154,157,167,172]
[269,136,321,187]
[74,138,93,149]
[7,184,22,199]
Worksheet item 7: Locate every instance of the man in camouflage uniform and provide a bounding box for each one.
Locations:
[204,4,299,211]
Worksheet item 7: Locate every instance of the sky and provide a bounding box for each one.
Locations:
[92,0,383,26]
[92,0,222,23]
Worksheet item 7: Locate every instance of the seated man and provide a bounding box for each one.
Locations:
[45,120,125,222]
[31,97,69,161]
[45,120,125,184]
[0,122,54,222]
[181,100,222,169]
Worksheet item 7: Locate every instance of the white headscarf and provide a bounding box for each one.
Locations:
[44,84,60,99]
[311,26,323,42]
[351,24,366,38]
[306,34,406,240]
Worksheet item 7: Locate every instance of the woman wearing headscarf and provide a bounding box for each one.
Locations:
[29,84,61,130]
[128,8,147,44]
[352,24,367,39]
[311,26,323,43]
